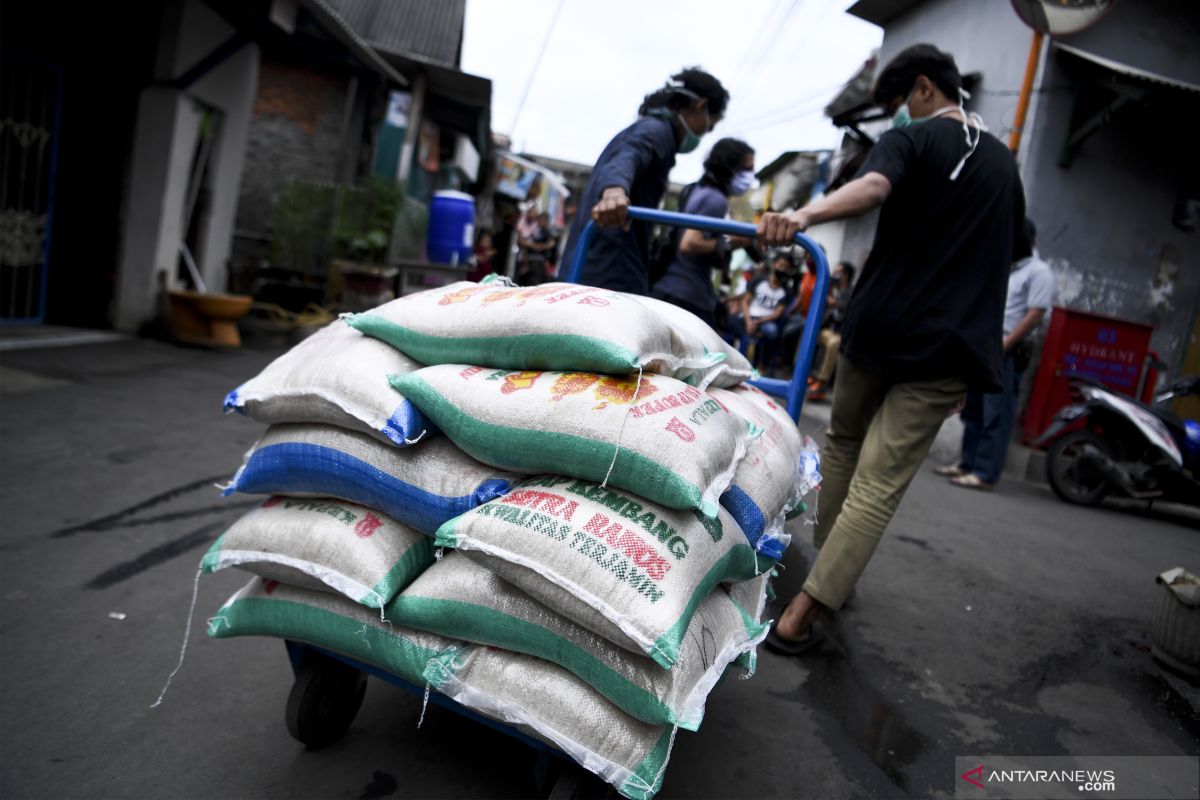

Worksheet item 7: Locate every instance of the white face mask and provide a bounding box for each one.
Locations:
[729,170,755,196]
[894,85,986,181]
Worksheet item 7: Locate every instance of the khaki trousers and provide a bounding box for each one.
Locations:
[817,329,841,382]
[803,356,966,609]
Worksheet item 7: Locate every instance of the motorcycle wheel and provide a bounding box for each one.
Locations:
[1046,431,1111,506]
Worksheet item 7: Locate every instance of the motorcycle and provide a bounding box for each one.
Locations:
[1034,374,1200,507]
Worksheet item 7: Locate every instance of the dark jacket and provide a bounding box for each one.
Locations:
[562,115,678,295]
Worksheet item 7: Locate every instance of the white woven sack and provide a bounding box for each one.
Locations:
[436,476,770,669]
[389,552,768,729]
[346,280,726,382]
[631,295,754,389]
[202,496,433,608]
[391,366,752,516]
[224,321,433,446]
[711,385,808,559]
[221,423,517,535]
[425,644,676,800]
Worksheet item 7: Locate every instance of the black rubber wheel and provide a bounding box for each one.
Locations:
[285,652,368,749]
[1046,431,1111,506]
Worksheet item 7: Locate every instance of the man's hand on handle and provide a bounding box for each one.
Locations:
[592,187,631,230]
[757,209,809,246]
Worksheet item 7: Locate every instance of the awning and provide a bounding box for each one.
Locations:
[299,0,407,87]
[1055,43,1200,94]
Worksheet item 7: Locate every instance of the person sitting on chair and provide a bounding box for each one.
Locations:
[727,252,793,370]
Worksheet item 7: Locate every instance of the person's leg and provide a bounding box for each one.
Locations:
[775,370,966,643]
[803,374,966,607]
[728,313,749,354]
[958,389,984,474]
[772,357,885,644]
[970,352,1020,485]
[813,357,887,551]
[816,330,840,383]
[758,320,781,369]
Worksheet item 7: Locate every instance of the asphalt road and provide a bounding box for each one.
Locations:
[2,336,1197,800]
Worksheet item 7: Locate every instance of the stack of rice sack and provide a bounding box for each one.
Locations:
[204,278,817,800]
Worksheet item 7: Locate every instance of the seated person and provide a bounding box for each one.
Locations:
[806,261,856,401]
[780,255,818,372]
[727,253,793,368]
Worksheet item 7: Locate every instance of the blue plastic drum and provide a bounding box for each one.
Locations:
[427,190,476,266]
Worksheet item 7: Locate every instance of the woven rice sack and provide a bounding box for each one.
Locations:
[436,476,770,669]
[224,321,434,446]
[221,424,516,535]
[631,295,754,389]
[208,576,455,686]
[345,280,726,382]
[201,496,433,608]
[391,366,751,516]
[710,385,810,559]
[210,578,674,799]
[389,552,767,729]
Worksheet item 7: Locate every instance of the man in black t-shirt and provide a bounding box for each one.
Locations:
[757,43,1029,655]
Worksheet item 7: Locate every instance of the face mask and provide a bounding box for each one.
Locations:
[730,170,755,196]
[676,107,709,154]
[891,84,987,181]
[892,87,930,129]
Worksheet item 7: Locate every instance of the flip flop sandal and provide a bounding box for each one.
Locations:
[764,622,825,656]
[934,464,967,477]
[950,473,994,491]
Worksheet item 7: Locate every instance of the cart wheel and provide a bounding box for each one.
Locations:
[545,763,615,800]
[285,652,367,749]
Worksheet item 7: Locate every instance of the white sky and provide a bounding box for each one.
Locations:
[461,0,883,185]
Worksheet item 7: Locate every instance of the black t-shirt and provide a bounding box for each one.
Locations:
[840,117,1028,391]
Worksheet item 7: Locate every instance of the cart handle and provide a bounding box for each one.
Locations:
[565,207,829,423]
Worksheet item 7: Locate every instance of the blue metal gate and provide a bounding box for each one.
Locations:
[1,51,62,324]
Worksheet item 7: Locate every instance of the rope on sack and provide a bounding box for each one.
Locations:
[600,366,644,489]
[151,567,203,708]
[417,682,432,729]
[628,724,680,795]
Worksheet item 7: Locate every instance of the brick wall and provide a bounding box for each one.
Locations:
[234,58,356,241]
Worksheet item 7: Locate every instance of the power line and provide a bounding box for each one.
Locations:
[509,0,568,139]
[728,1,790,90]
[721,79,847,131]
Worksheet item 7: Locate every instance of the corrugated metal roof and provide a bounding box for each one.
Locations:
[326,0,465,67]
[1056,43,1200,94]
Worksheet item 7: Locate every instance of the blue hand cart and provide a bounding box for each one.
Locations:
[280,208,830,796]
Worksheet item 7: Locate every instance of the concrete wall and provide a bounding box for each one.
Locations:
[879,0,1036,139]
[114,0,259,331]
[865,0,1200,375]
[1023,48,1200,373]
[234,59,369,239]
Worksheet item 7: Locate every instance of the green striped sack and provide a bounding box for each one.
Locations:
[344,280,724,381]
[631,295,754,390]
[424,643,677,800]
[201,496,434,608]
[436,476,772,669]
[210,578,672,799]
[207,576,458,686]
[389,552,768,729]
[390,366,752,516]
[224,320,434,446]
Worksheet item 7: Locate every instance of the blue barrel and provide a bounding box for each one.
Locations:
[427,190,476,266]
